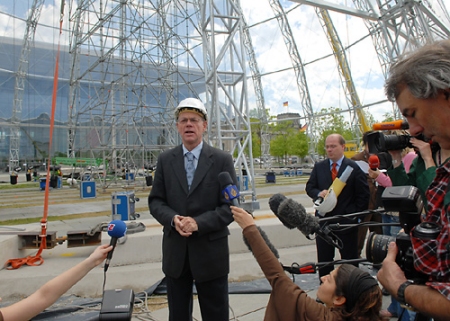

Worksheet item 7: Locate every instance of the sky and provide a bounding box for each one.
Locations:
[0,0,449,126]
[240,0,394,123]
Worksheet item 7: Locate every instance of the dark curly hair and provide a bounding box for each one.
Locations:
[335,264,383,321]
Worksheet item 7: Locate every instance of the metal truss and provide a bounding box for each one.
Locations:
[269,0,317,158]
[9,0,45,174]
[293,0,450,120]
[316,8,371,138]
[64,0,257,201]
[196,0,257,205]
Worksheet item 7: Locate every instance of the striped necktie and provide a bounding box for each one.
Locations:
[186,152,195,189]
[331,162,338,181]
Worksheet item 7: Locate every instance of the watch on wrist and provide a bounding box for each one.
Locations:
[397,280,415,311]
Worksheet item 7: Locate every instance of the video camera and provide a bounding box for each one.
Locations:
[366,131,430,154]
[366,120,438,154]
[365,186,441,282]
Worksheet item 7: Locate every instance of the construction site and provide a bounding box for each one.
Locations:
[0,0,449,320]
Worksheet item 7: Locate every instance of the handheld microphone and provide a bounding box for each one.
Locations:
[269,194,343,249]
[220,173,280,259]
[218,171,240,206]
[372,120,409,130]
[368,154,380,170]
[104,220,127,272]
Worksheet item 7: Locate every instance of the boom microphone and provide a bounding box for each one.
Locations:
[244,225,280,259]
[372,120,409,130]
[104,220,127,272]
[218,171,240,206]
[268,193,296,229]
[273,195,343,249]
[368,154,380,170]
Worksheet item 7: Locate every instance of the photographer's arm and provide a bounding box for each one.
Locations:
[410,138,435,169]
[403,285,450,321]
[377,242,450,321]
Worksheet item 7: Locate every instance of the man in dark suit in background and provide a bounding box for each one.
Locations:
[306,133,369,278]
[148,97,237,321]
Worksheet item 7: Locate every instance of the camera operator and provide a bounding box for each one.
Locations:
[377,39,450,320]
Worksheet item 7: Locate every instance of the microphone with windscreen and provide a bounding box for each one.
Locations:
[269,194,343,249]
[268,193,295,229]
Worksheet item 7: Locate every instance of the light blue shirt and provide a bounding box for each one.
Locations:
[183,142,203,170]
[329,156,344,172]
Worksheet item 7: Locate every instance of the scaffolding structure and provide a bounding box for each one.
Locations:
[2,0,450,209]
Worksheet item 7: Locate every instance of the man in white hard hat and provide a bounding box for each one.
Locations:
[148,97,237,321]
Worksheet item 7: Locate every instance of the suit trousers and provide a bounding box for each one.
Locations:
[316,228,359,278]
[166,256,229,321]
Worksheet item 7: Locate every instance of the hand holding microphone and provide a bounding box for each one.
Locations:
[368,154,380,170]
[218,171,240,206]
[104,220,127,272]
[368,154,381,179]
[220,171,280,259]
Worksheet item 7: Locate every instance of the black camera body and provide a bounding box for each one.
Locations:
[366,131,435,154]
[365,186,441,283]
[366,131,412,154]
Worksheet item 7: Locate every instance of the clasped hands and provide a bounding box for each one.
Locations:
[173,215,198,237]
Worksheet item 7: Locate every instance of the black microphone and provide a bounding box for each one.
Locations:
[270,194,343,249]
[218,171,240,206]
[244,225,280,259]
[104,220,127,272]
[268,193,296,229]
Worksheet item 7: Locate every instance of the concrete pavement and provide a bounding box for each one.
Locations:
[0,176,392,320]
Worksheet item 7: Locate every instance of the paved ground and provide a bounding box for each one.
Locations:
[0,173,393,320]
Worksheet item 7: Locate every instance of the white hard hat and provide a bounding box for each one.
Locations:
[175,98,207,121]
[314,189,337,216]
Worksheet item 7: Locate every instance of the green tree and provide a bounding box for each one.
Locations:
[314,107,357,156]
[381,112,395,122]
[288,131,309,158]
[270,120,296,163]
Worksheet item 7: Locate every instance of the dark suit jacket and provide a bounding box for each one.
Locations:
[305,157,370,226]
[148,143,237,283]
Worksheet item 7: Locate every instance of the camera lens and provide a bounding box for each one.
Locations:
[365,232,395,264]
[383,135,410,150]
[413,222,441,240]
